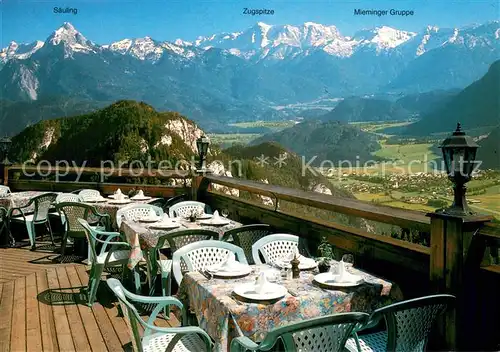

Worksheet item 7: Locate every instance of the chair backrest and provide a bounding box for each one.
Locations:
[165,194,189,208]
[78,189,101,201]
[56,193,83,203]
[172,240,247,285]
[56,202,103,234]
[0,185,11,196]
[367,294,455,351]
[116,204,164,229]
[252,234,299,265]
[31,193,58,222]
[168,201,211,218]
[222,224,273,264]
[232,313,368,352]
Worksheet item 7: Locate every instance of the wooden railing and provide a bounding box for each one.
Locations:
[195,174,499,351]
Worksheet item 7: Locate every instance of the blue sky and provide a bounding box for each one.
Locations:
[2,0,499,47]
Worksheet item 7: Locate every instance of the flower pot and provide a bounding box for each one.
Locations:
[318,263,330,273]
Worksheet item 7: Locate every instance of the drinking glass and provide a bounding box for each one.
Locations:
[221,209,229,218]
[341,254,354,270]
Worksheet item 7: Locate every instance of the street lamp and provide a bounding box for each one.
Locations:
[196,135,210,171]
[438,123,479,216]
[0,136,12,164]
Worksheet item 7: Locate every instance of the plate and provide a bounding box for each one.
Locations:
[233,282,287,302]
[313,272,364,288]
[274,256,317,270]
[131,196,152,201]
[148,223,180,230]
[138,216,162,223]
[198,219,231,226]
[109,199,133,205]
[85,198,107,203]
[207,263,252,278]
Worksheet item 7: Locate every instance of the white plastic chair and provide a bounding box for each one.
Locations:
[0,185,11,196]
[107,278,212,352]
[252,233,300,265]
[56,193,83,203]
[172,240,248,285]
[116,204,164,229]
[168,201,211,218]
[78,189,101,201]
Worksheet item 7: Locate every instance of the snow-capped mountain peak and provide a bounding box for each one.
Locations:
[354,26,417,50]
[0,40,45,63]
[45,22,97,57]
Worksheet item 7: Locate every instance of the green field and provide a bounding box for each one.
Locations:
[210,133,261,147]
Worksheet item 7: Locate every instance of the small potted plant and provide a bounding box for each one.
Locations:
[317,236,335,273]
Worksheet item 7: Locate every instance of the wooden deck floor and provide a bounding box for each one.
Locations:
[0,245,179,352]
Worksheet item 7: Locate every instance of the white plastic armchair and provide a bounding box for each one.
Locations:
[168,201,211,218]
[78,189,101,201]
[56,193,83,203]
[172,240,248,285]
[252,234,299,265]
[0,185,11,197]
[116,204,164,229]
[107,278,212,352]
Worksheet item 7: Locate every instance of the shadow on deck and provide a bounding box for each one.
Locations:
[0,243,180,352]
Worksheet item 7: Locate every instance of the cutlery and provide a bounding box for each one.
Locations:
[199,271,212,280]
[287,288,299,297]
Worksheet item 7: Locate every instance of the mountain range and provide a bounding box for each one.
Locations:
[1,21,499,135]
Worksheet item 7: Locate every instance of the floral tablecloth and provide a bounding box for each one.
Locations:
[121,218,241,269]
[178,265,403,352]
[0,191,53,214]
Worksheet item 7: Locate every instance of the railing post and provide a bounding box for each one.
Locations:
[1,163,9,186]
[428,212,492,350]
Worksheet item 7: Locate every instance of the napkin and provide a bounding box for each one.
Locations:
[207,252,240,272]
[336,260,359,283]
[116,193,125,201]
[137,190,144,197]
[115,189,122,195]
[209,210,220,223]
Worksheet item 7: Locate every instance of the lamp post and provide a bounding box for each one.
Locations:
[438,123,479,217]
[196,135,210,171]
[0,136,12,165]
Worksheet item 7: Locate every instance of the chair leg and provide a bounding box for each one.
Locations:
[26,221,36,250]
[161,272,172,318]
[60,231,68,257]
[45,221,54,245]
[133,267,141,294]
[87,264,104,306]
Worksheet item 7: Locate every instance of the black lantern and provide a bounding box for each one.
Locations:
[438,123,479,216]
[0,136,12,164]
[196,135,210,170]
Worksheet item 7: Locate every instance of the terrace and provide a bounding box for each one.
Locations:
[0,163,499,351]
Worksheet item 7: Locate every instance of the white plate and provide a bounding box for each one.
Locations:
[274,256,317,270]
[196,213,213,220]
[198,219,231,226]
[138,216,162,223]
[233,282,287,301]
[109,200,133,205]
[149,223,180,230]
[131,196,152,201]
[207,263,252,278]
[85,198,107,203]
[313,272,364,288]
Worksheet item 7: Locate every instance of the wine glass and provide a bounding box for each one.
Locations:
[341,254,354,271]
[221,209,229,218]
